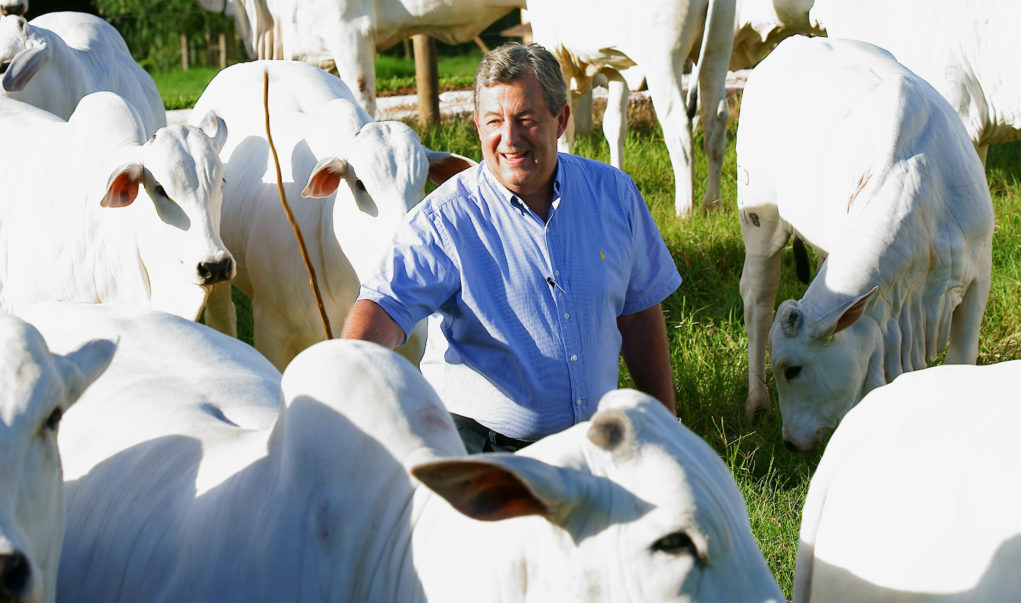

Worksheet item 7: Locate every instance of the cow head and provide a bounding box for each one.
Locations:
[300,99,474,281]
[0,14,44,93]
[95,108,235,321]
[0,313,115,603]
[769,286,881,452]
[413,390,785,602]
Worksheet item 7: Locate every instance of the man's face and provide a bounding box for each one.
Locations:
[473,71,569,205]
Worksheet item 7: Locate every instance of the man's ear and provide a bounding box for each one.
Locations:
[555,103,571,138]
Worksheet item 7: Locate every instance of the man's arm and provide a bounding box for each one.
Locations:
[617,303,676,414]
[341,299,407,350]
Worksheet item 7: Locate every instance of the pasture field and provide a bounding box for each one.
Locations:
[153,53,481,109]
[172,74,1021,598]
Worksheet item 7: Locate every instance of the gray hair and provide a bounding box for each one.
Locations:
[473,42,567,116]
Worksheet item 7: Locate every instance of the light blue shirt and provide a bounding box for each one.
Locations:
[359,153,681,440]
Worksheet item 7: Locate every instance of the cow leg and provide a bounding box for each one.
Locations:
[574,87,593,136]
[396,320,427,367]
[738,205,786,421]
[945,270,991,365]
[644,59,695,218]
[203,282,237,338]
[252,301,305,372]
[603,76,629,170]
[558,85,586,155]
[975,143,989,167]
[323,19,377,117]
[695,0,735,213]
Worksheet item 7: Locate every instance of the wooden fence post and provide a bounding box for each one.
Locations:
[413,34,440,129]
[180,33,189,71]
[219,32,227,68]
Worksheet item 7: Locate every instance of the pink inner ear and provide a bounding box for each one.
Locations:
[428,156,474,186]
[102,172,138,208]
[305,169,341,198]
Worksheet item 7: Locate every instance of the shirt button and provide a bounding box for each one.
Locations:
[576,398,583,406]
[563,312,570,319]
[570,354,578,361]
[554,270,560,276]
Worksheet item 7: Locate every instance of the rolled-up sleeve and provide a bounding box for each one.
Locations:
[620,175,682,315]
[358,209,460,340]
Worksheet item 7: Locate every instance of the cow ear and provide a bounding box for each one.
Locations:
[812,286,879,340]
[54,337,117,408]
[2,43,47,92]
[426,150,475,185]
[411,455,581,527]
[196,110,228,153]
[100,164,144,208]
[302,157,348,198]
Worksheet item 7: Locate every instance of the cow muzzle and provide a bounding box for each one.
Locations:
[197,256,235,286]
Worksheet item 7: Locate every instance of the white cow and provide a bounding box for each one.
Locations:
[0,11,166,136]
[736,36,993,450]
[197,0,525,116]
[0,92,235,321]
[191,60,474,370]
[808,0,1021,165]
[795,361,1021,602]
[20,301,785,602]
[0,311,114,603]
[527,0,736,218]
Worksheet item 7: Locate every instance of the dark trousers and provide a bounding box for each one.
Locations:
[451,413,532,454]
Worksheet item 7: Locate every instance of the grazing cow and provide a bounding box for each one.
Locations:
[0,11,166,136]
[0,92,235,321]
[0,311,114,603]
[191,60,474,370]
[20,301,785,602]
[196,0,525,116]
[736,36,993,450]
[795,361,1021,602]
[527,0,736,218]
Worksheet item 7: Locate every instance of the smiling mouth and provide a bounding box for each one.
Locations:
[500,151,529,164]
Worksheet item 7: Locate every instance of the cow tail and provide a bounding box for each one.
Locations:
[686,0,723,121]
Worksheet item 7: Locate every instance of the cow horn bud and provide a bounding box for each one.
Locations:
[587,409,634,452]
[777,300,803,337]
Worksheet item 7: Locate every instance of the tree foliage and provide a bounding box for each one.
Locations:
[90,0,238,72]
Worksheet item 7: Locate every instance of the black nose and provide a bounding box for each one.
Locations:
[198,256,235,285]
[0,551,31,599]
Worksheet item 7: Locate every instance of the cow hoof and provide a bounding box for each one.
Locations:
[744,391,771,423]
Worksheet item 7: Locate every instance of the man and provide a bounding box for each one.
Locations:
[342,42,681,453]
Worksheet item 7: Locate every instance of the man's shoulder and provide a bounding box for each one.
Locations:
[414,162,487,220]
[559,153,635,188]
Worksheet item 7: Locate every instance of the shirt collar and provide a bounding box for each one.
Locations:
[480,155,565,218]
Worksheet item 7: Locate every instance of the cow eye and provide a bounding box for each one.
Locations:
[651,531,698,557]
[784,365,802,380]
[44,407,62,431]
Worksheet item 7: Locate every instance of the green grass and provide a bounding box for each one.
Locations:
[151,67,222,110]
[193,78,1021,599]
[375,51,482,93]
